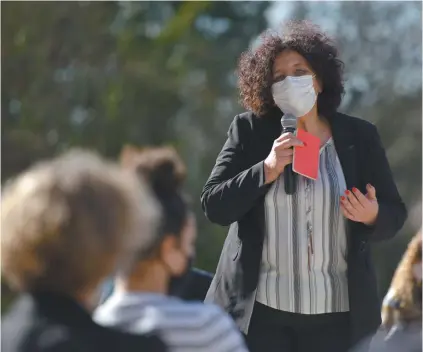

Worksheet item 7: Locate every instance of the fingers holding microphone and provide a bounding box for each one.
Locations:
[264,132,304,184]
[275,132,305,149]
[274,133,304,167]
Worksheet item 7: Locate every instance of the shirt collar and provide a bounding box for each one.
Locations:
[109,290,174,304]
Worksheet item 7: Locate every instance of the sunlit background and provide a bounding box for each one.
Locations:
[2,0,422,311]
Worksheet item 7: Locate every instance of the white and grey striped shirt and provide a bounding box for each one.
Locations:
[256,138,349,314]
[94,291,248,352]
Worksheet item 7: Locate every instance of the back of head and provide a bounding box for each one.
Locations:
[382,230,422,329]
[1,149,160,296]
[120,145,188,258]
[121,145,186,198]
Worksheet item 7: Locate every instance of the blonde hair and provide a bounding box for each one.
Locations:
[1,149,160,295]
[381,230,422,328]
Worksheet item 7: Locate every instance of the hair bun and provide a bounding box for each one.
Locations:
[120,145,186,197]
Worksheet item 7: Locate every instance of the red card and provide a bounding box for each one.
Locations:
[293,129,320,180]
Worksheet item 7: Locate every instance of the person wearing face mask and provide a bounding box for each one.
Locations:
[201,20,407,352]
[94,146,248,352]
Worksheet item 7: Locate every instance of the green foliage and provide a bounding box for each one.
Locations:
[1,1,271,310]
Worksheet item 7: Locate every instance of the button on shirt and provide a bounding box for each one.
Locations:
[256,138,350,314]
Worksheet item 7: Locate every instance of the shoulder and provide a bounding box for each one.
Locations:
[332,112,384,150]
[93,293,127,326]
[229,110,280,141]
[163,299,226,322]
[2,306,76,352]
[125,300,235,337]
[160,300,237,328]
[194,302,230,319]
[180,303,244,344]
[143,301,246,350]
[235,110,256,123]
[126,297,222,325]
[138,302,245,351]
[1,296,37,343]
[235,110,279,127]
[228,111,255,135]
[194,303,242,334]
[335,112,378,136]
[196,304,247,349]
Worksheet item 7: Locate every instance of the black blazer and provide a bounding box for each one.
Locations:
[2,292,166,352]
[201,109,407,346]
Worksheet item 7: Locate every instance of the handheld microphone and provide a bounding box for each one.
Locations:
[281,114,297,195]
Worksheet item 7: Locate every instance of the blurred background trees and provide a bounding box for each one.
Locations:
[2,1,421,310]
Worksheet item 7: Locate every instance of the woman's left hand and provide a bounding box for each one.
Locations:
[340,184,379,226]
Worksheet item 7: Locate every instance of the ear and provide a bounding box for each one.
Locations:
[120,145,140,167]
[413,262,422,281]
[180,214,197,256]
[314,76,323,94]
[159,235,185,276]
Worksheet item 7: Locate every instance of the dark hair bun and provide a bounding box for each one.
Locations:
[120,146,186,198]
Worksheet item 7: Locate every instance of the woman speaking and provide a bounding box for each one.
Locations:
[201,21,407,352]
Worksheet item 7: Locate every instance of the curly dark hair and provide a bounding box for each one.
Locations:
[238,20,345,118]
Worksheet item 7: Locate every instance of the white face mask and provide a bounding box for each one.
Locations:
[272,75,317,117]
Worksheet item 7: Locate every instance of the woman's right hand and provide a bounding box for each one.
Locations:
[263,132,304,184]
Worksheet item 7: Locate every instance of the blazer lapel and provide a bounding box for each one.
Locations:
[330,114,357,190]
[330,114,359,248]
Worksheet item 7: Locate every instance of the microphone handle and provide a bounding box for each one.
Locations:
[284,164,297,195]
[283,126,297,195]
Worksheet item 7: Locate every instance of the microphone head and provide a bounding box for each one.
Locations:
[281,113,297,129]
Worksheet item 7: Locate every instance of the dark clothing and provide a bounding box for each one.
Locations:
[351,321,422,352]
[201,108,407,346]
[246,302,350,352]
[1,292,166,352]
[181,268,213,301]
[368,322,422,352]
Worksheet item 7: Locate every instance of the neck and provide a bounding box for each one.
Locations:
[74,290,98,312]
[297,106,330,141]
[115,262,168,295]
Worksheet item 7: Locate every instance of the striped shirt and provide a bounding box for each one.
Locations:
[256,138,349,314]
[94,291,248,352]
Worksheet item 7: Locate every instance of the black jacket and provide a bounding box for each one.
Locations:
[181,268,214,301]
[369,322,422,352]
[352,321,422,352]
[201,109,407,346]
[1,292,166,352]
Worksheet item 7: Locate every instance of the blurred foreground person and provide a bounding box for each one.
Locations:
[1,150,166,352]
[362,231,422,352]
[99,265,213,304]
[94,146,248,352]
